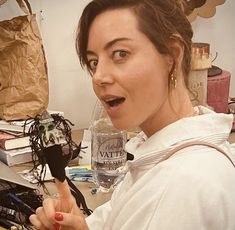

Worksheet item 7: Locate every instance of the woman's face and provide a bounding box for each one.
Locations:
[87,8,173,135]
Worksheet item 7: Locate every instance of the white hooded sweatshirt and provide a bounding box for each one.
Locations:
[86,106,235,230]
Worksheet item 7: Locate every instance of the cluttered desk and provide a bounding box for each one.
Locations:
[0,129,112,229]
[11,129,112,210]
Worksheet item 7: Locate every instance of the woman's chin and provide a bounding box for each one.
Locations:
[112,120,136,131]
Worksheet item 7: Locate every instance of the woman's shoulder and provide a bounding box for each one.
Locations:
[157,145,235,191]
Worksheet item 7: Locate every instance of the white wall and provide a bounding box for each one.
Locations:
[192,0,235,97]
[36,0,96,130]
[1,0,234,129]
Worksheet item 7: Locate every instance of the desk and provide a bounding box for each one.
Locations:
[11,129,112,212]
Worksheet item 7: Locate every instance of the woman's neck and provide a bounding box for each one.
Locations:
[141,84,195,138]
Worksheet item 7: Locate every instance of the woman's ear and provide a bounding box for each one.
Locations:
[167,35,185,69]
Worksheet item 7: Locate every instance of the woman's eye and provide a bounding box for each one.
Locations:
[113,50,127,60]
[88,59,98,71]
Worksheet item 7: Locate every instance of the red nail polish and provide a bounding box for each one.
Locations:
[53,223,61,230]
[54,213,64,221]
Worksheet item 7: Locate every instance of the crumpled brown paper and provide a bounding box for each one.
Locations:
[0,0,49,121]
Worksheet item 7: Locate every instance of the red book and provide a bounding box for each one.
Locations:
[0,131,30,150]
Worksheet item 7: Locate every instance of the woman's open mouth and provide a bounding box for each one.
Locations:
[105,97,126,107]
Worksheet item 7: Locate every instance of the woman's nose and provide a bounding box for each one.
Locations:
[92,62,114,86]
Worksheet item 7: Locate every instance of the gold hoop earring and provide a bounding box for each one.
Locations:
[170,70,177,89]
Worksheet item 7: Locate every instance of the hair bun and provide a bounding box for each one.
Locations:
[177,0,207,16]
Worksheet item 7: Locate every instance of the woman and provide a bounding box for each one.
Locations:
[30,0,235,229]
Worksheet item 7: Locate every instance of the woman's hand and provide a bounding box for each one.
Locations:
[29,179,89,230]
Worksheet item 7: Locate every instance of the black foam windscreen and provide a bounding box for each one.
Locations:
[43,145,67,182]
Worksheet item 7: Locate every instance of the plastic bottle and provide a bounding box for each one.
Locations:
[90,101,127,192]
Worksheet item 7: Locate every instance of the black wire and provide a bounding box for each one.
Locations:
[66,176,92,216]
[212,51,218,63]
[3,181,37,228]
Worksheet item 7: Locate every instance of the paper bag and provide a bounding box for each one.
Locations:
[0,0,49,120]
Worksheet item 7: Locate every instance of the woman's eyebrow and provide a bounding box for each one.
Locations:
[103,37,132,50]
[86,37,132,56]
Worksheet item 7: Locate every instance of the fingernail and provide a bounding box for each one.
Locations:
[54,212,64,221]
[53,223,61,230]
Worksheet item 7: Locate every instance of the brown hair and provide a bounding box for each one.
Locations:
[76,0,193,86]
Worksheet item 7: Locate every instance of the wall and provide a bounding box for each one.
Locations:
[0,0,234,129]
[192,0,235,97]
[35,0,97,130]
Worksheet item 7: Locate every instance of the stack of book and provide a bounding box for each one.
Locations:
[0,120,32,166]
